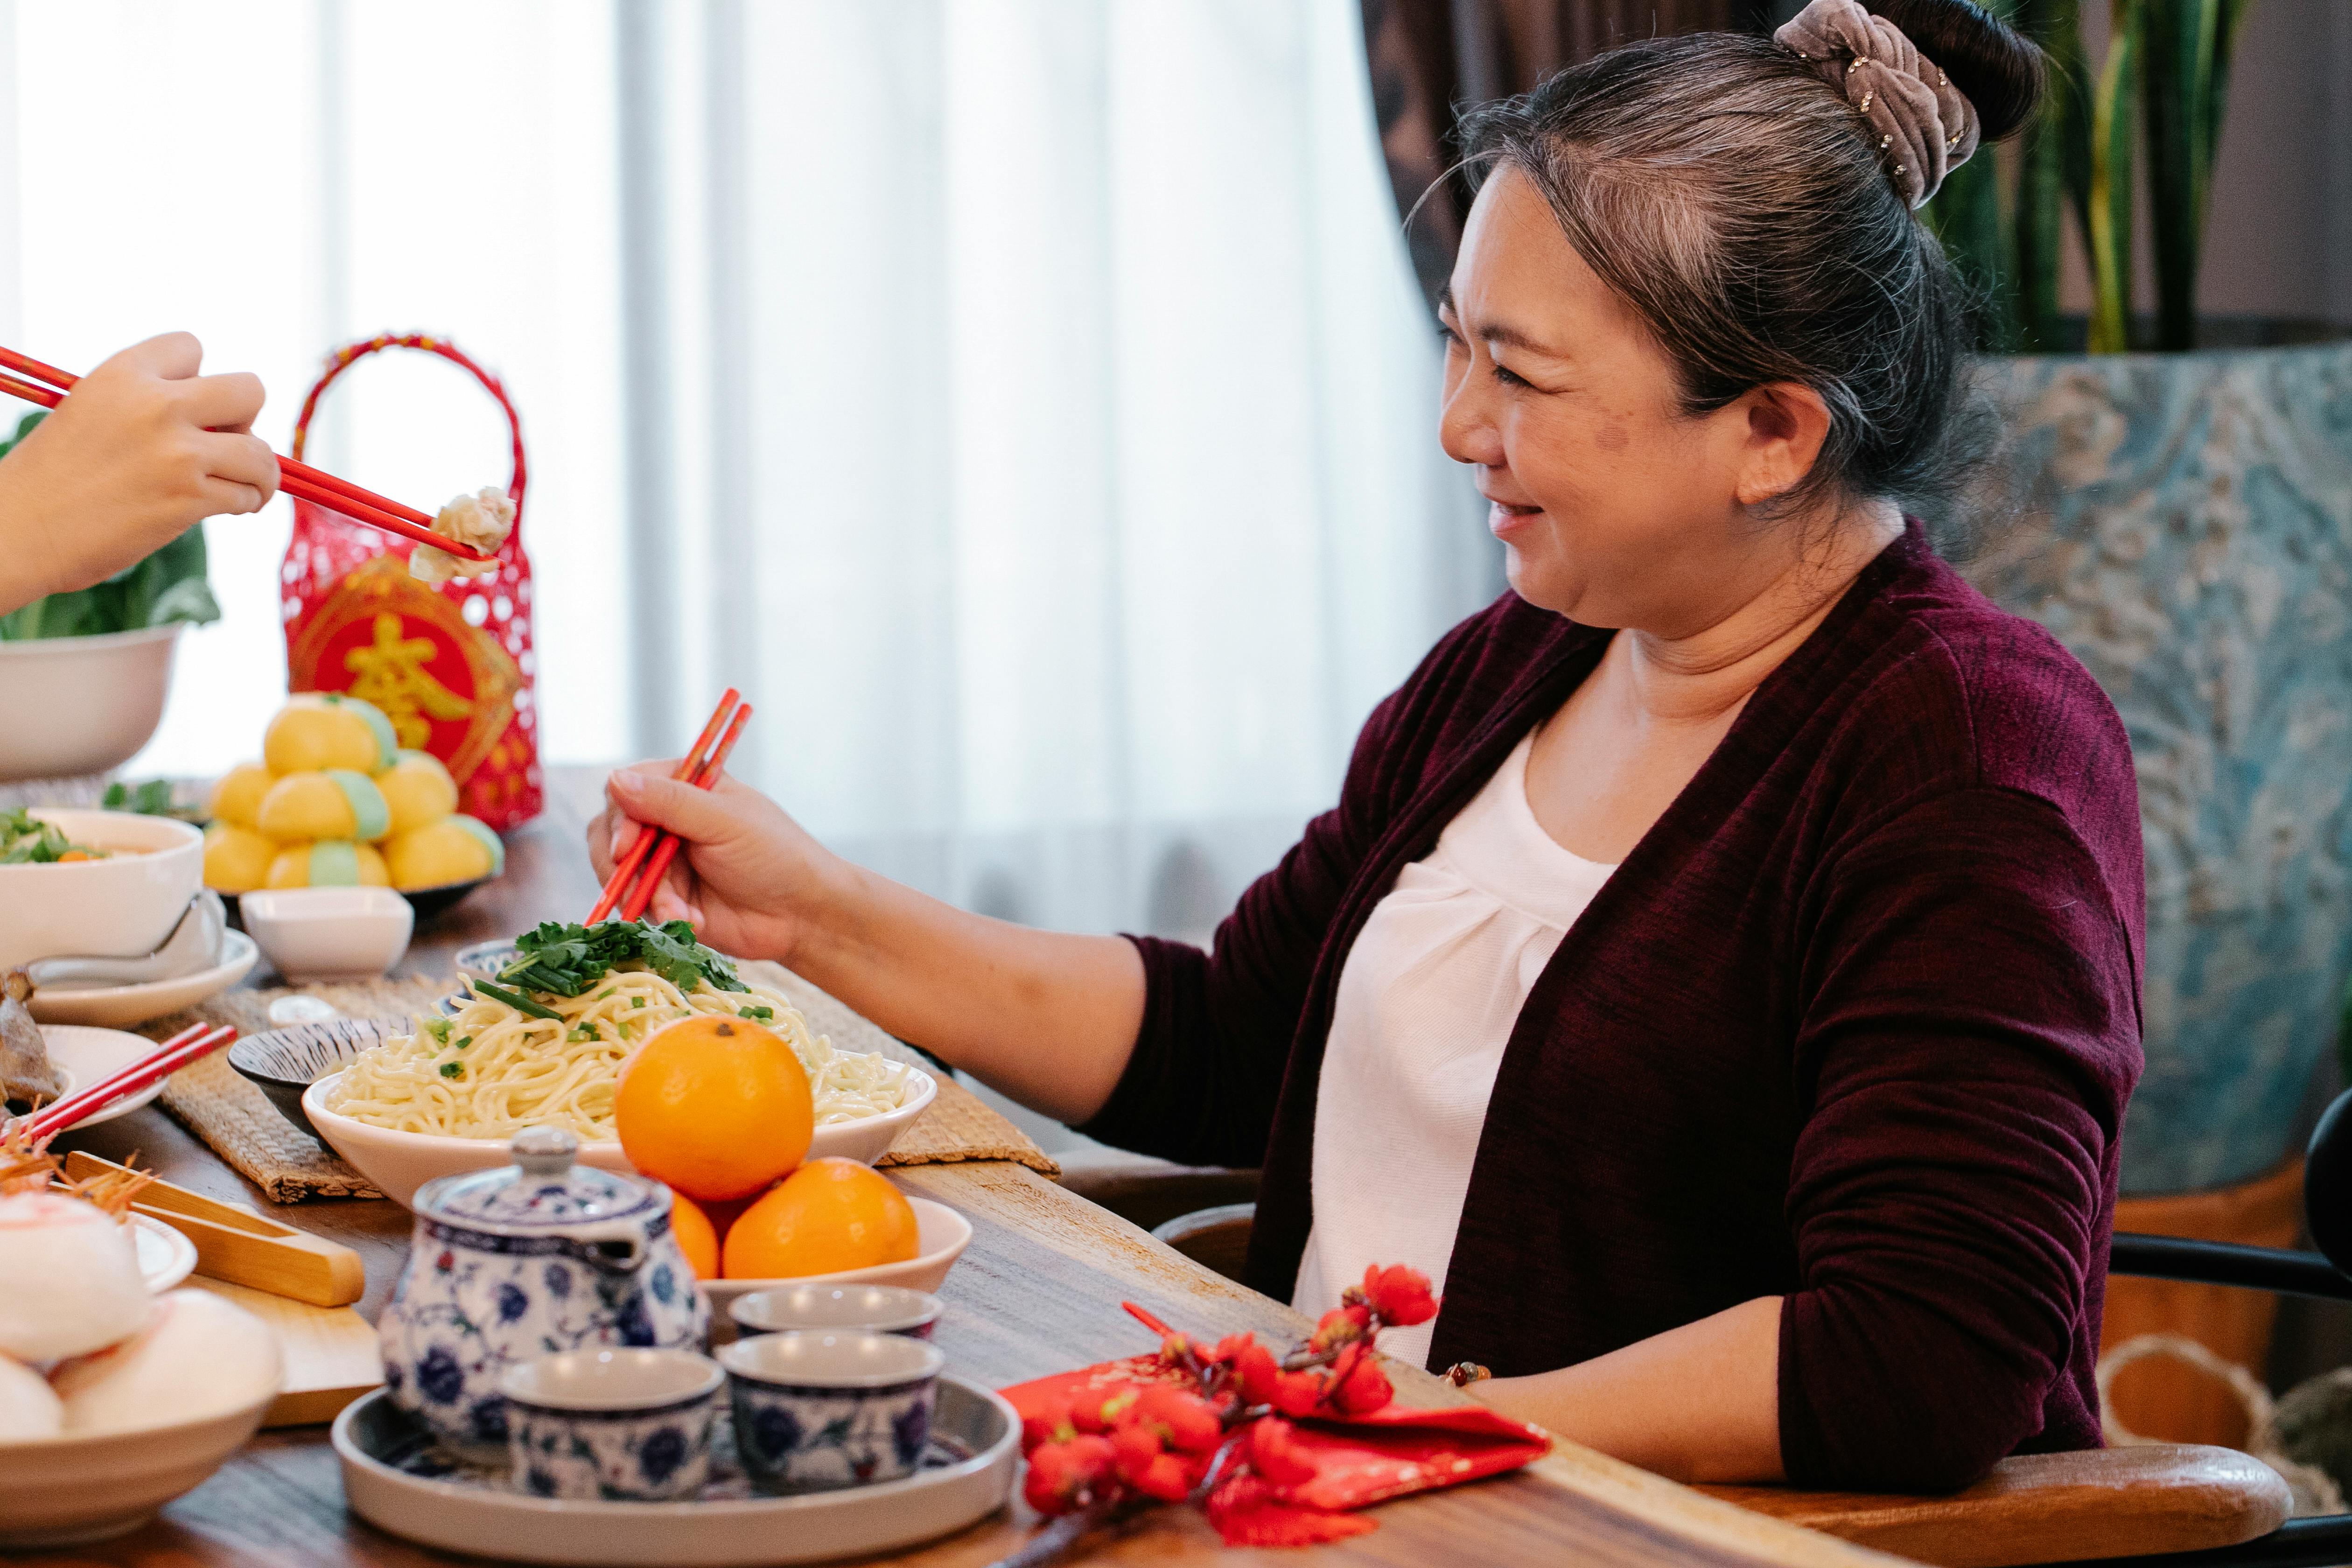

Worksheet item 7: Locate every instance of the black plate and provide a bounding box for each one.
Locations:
[401,876,491,920]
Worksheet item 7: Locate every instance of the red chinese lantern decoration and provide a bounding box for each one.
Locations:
[279,333,541,830]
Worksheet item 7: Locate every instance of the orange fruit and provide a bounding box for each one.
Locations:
[668,1191,719,1279]
[615,1015,814,1202]
[721,1158,920,1280]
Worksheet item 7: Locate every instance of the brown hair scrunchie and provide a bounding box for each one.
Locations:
[1775,0,1981,208]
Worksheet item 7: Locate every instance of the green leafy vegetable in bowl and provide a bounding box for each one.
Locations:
[0,412,222,641]
[0,806,102,862]
[498,918,749,998]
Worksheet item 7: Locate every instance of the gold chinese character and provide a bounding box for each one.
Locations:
[344,613,472,748]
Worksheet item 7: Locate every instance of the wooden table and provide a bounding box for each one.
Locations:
[27,771,1901,1568]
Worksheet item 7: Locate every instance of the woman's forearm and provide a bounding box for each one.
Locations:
[788,857,1145,1125]
[1465,1295,1785,1484]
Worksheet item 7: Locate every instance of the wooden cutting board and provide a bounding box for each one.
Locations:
[189,1277,380,1428]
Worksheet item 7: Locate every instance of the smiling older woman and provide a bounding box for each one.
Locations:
[591,0,2142,1494]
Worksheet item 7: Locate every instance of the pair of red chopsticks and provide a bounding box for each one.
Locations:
[0,345,495,564]
[16,1021,237,1143]
[587,688,754,925]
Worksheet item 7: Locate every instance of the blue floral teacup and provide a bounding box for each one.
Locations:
[501,1347,723,1501]
[717,1330,945,1492]
[727,1285,943,1341]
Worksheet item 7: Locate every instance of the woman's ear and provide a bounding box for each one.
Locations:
[1731,383,1832,508]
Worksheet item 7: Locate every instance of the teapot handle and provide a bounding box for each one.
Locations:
[567,1219,647,1273]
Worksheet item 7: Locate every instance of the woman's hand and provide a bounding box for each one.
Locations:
[586,763,848,964]
[0,334,277,612]
[586,758,1146,1124]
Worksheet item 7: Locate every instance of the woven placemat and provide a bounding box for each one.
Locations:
[133,974,452,1203]
[132,963,1053,1203]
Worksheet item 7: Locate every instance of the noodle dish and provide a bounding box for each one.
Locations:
[322,919,917,1144]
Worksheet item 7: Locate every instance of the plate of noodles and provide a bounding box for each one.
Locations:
[266,921,935,1208]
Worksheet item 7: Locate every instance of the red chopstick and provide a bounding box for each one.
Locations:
[619,702,754,924]
[26,1021,205,1130]
[587,689,742,924]
[25,1022,236,1141]
[0,348,493,563]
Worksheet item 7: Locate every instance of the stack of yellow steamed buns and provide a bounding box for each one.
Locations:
[202,695,506,894]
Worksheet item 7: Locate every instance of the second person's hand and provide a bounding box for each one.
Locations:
[0,333,277,610]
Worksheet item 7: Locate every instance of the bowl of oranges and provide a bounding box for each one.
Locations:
[612,1015,971,1315]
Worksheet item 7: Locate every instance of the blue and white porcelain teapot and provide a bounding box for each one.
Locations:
[380,1125,708,1457]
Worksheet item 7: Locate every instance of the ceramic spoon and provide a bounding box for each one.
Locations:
[25,891,226,990]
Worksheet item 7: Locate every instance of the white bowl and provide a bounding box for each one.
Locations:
[302,1064,938,1209]
[0,624,183,781]
[701,1200,972,1334]
[0,809,203,969]
[239,887,414,980]
[0,1392,273,1548]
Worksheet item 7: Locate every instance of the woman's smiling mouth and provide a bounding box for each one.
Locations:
[1486,497,1543,538]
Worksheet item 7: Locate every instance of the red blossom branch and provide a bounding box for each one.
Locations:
[989,1264,1441,1568]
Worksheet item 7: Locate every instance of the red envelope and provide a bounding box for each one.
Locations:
[1002,1352,1550,1546]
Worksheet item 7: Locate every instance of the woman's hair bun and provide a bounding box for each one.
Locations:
[1868,0,2044,141]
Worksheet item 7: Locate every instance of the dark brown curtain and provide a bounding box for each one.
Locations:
[1361,0,1774,307]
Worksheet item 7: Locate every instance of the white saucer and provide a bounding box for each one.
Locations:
[131,1213,196,1293]
[34,1026,179,1129]
[25,931,256,1028]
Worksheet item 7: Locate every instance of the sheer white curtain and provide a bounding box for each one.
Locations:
[632,0,1488,938]
[7,0,632,777]
[4,0,1489,941]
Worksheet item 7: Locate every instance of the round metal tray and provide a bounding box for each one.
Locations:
[332,1376,1018,1566]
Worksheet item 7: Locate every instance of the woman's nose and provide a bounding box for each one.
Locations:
[1438,363,1504,469]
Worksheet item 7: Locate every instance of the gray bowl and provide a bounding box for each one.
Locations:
[229,1016,415,1138]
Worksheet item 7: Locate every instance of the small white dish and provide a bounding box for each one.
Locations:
[131,1213,197,1293]
[728,1286,942,1340]
[0,1393,276,1548]
[0,807,202,970]
[32,1026,177,1128]
[239,886,414,981]
[25,931,258,1029]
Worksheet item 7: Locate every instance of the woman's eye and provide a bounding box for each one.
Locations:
[1491,363,1531,389]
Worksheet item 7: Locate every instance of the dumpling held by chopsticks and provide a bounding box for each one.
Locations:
[409,487,517,585]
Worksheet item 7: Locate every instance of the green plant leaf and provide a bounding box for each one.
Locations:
[2013,0,2088,351]
[2087,0,2142,353]
[146,573,220,628]
[0,504,217,639]
[2142,0,2219,349]
[1925,154,2015,352]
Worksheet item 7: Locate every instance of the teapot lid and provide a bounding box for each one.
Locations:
[415,1126,664,1230]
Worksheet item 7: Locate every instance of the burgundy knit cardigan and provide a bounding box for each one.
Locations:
[1080,523,2146,1491]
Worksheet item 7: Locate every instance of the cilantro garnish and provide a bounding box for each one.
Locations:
[498,919,748,997]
